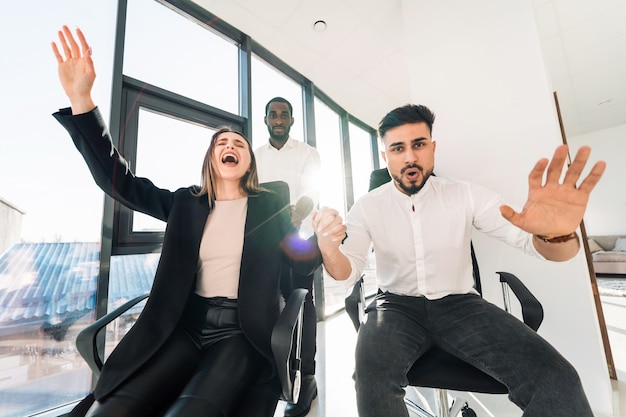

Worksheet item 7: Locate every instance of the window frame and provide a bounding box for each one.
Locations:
[112,76,245,255]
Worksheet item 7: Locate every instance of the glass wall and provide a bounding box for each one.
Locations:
[132,109,217,232]
[0,2,118,415]
[124,0,239,114]
[348,122,374,202]
[346,122,379,301]
[313,98,349,315]
[104,253,156,362]
[313,98,347,218]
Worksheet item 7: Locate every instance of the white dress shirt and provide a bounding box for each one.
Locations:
[254,137,321,206]
[336,176,543,299]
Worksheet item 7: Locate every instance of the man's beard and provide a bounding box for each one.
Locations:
[268,125,289,142]
[392,164,433,195]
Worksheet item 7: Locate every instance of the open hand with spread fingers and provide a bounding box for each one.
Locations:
[500,145,606,238]
[51,25,96,114]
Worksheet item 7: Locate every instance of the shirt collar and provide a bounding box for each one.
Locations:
[265,136,295,151]
[389,174,433,204]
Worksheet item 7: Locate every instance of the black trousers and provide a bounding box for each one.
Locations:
[84,296,280,417]
[280,266,318,376]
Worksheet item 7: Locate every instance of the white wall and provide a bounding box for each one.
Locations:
[401,0,613,414]
[569,123,626,235]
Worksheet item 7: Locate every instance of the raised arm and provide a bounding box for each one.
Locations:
[500,145,606,261]
[51,26,96,115]
[51,26,174,221]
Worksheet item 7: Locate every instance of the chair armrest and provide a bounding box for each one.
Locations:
[75,294,149,377]
[497,271,544,331]
[271,288,308,404]
[345,276,365,331]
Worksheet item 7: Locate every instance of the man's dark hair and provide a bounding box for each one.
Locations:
[265,97,293,116]
[378,104,436,138]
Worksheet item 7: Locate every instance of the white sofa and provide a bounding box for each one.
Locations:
[588,235,626,275]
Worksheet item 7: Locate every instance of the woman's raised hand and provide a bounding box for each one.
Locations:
[51,26,96,114]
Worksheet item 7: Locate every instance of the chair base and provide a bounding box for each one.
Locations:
[405,388,472,417]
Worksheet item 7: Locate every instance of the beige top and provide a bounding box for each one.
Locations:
[196,197,248,299]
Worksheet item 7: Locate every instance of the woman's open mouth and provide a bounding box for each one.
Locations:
[221,152,239,166]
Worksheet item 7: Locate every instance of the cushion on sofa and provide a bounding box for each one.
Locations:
[592,251,626,262]
[613,238,626,252]
[588,239,603,253]
[589,236,620,251]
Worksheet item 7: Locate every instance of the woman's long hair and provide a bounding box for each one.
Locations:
[194,127,264,209]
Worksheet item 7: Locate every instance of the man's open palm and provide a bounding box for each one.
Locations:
[500,145,606,237]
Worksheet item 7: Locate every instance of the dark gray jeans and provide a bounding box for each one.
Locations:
[354,292,593,417]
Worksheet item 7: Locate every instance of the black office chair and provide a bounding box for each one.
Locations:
[345,168,544,417]
[76,181,307,405]
[77,289,306,404]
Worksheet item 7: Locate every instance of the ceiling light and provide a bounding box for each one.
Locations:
[313,20,327,32]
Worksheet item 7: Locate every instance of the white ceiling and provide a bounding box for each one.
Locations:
[192,0,626,138]
[533,0,626,137]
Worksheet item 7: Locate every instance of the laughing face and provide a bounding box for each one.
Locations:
[264,101,294,144]
[211,131,252,183]
[382,122,436,195]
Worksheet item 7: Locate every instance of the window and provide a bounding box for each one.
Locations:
[103,253,157,360]
[0,243,98,416]
[132,108,217,233]
[377,143,387,169]
[348,122,374,203]
[0,2,117,415]
[313,98,346,218]
[313,98,350,315]
[124,0,239,114]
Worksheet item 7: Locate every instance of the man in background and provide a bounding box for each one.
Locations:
[254,97,321,417]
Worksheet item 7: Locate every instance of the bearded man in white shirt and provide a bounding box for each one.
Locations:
[254,97,321,417]
[312,104,605,417]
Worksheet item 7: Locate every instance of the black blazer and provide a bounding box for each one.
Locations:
[53,108,321,402]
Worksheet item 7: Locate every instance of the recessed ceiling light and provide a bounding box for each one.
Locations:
[313,20,327,32]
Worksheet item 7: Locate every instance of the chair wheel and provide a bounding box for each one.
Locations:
[461,402,477,417]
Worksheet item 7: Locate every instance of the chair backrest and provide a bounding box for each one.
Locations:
[369,168,392,191]
[261,180,290,208]
[367,168,482,293]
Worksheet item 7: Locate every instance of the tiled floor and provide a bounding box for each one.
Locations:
[275,292,626,417]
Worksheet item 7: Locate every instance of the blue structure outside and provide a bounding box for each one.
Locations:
[0,242,157,339]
